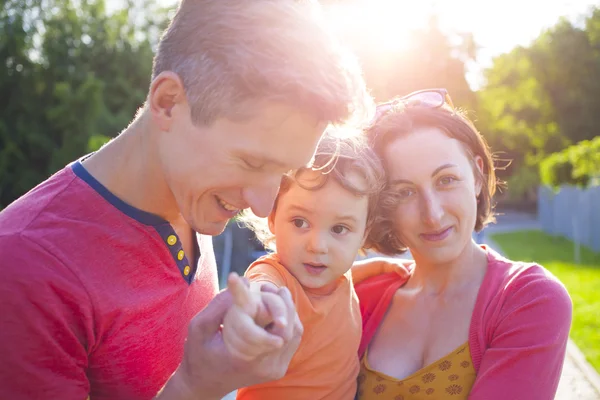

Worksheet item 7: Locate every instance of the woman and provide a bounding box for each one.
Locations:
[354,89,572,400]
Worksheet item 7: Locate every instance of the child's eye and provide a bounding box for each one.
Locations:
[397,187,415,198]
[331,225,349,235]
[292,219,308,229]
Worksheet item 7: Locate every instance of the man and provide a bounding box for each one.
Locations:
[0,1,370,399]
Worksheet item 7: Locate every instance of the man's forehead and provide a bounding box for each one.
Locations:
[262,133,325,169]
[254,103,323,130]
[255,148,317,171]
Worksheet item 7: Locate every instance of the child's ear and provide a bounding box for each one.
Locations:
[268,213,276,235]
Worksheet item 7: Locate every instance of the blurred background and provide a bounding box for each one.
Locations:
[1,0,599,393]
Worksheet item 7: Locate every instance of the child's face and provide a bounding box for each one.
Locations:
[269,169,369,290]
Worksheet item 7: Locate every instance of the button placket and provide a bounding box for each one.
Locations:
[157,226,198,284]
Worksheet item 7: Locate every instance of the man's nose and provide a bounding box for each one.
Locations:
[244,176,282,218]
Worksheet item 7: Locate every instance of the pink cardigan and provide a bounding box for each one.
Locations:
[355,246,573,400]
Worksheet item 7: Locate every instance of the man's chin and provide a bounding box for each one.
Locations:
[193,220,229,237]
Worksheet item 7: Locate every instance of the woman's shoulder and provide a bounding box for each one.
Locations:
[485,246,563,286]
[482,246,572,315]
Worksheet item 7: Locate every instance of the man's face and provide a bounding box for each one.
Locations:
[157,100,327,236]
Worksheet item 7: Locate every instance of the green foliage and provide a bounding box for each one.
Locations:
[540,137,600,188]
[506,165,540,201]
[477,8,600,194]
[540,152,579,188]
[0,0,168,208]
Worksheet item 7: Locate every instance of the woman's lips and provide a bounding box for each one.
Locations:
[420,226,453,242]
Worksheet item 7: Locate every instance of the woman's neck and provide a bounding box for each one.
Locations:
[407,241,488,298]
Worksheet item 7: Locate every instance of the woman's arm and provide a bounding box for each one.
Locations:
[469,271,573,400]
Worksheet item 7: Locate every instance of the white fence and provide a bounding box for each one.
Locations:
[538,185,600,252]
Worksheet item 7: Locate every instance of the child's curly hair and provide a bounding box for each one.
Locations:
[238,131,385,252]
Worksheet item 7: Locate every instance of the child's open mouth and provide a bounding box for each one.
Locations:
[303,263,327,276]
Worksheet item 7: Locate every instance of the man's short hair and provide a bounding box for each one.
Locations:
[152,0,371,126]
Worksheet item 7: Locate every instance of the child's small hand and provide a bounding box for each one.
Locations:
[351,257,412,284]
[222,273,289,361]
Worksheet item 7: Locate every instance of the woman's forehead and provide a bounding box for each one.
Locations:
[384,128,472,177]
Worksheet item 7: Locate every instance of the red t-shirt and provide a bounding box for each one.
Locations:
[0,161,219,400]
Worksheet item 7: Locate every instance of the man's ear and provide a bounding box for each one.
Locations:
[148,71,186,132]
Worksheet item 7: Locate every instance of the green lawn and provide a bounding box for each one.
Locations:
[490,230,600,373]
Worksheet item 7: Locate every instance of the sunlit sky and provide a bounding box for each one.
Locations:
[107,0,598,90]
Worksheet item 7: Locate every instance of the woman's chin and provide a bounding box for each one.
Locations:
[413,242,467,265]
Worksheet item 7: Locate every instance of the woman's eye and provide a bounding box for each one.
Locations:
[331,225,349,235]
[292,219,308,228]
[439,176,457,185]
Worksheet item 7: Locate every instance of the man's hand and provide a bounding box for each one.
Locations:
[155,274,303,400]
[222,273,289,361]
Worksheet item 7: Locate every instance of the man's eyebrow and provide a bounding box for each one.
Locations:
[244,153,289,169]
[265,157,290,168]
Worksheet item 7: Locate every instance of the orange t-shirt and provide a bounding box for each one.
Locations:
[236,253,361,400]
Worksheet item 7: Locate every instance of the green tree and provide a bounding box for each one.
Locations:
[477,8,600,197]
[0,0,168,208]
[477,8,600,199]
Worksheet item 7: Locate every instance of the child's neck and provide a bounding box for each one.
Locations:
[303,275,345,296]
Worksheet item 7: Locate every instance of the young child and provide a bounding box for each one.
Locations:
[222,133,386,399]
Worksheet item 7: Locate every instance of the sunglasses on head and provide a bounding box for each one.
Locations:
[373,88,455,123]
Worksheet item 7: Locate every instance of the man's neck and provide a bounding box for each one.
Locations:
[81,113,180,223]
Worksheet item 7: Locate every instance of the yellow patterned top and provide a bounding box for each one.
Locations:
[357,342,476,399]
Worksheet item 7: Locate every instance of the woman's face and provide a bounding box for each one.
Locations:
[384,126,483,264]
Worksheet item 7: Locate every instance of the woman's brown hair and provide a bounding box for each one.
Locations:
[365,104,498,255]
